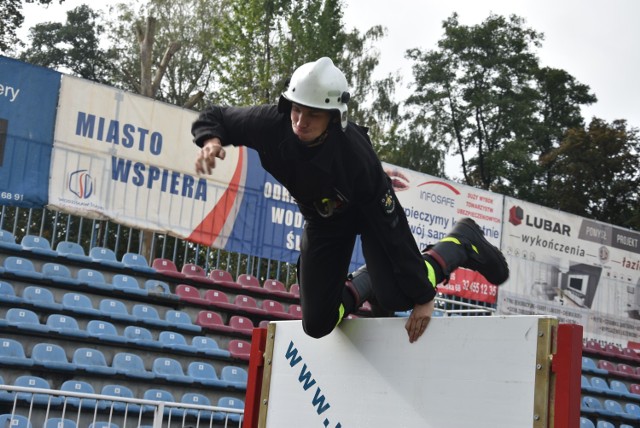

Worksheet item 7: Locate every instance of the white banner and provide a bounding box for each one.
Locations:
[500,197,640,347]
[49,76,247,247]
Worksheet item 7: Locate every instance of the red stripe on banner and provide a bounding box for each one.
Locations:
[415,180,461,194]
[188,148,244,246]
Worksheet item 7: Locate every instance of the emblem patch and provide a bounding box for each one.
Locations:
[381,189,395,215]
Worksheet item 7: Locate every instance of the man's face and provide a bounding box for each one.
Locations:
[290,103,332,143]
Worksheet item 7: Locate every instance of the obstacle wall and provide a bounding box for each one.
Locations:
[246,316,582,428]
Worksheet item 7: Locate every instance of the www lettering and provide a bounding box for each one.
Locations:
[285,340,342,426]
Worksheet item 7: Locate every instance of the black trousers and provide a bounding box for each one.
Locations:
[297,189,434,339]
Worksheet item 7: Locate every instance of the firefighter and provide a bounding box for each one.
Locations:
[192,57,508,343]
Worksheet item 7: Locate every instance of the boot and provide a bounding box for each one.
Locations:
[345,266,394,317]
[424,217,509,285]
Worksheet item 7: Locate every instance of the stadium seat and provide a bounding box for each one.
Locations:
[595,421,613,428]
[32,342,76,371]
[187,361,227,388]
[175,284,207,305]
[581,396,616,417]
[152,357,194,383]
[0,280,23,303]
[221,365,248,390]
[86,320,128,344]
[180,392,218,420]
[6,307,50,333]
[209,269,241,289]
[123,325,161,349]
[0,414,31,428]
[288,304,303,319]
[602,344,624,359]
[41,262,81,286]
[165,309,201,332]
[89,246,124,268]
[142,389,178,416]
[604,399,637,421]
[630,383,640,395]
[234,294,267,315]
[588,377,612,395]
[229,315,254,335]
[0,229,21,251]
[72,348,117,375]
[112,352,155,379]
[144,279,174,298]
[77,268,113,291]
[151,258,185,278]
[263,299,295,319]
[14,375,63,406]
[158,331,197,353]
[88,422,119,428]
[597,360,616,374]
[609,379,633,398]
[217,396,244,423]
[289,283,300,298]
[62,292,101,316]
[112,274,147,296]
[228,339,251,361]
[22,285,62,311]
[3,256,44,280]
[237,273,269,294]
[263,279,291,298]
[203,289,237,310]
[192,335,231,358]
[60,380,97,409]
[181,263,214,284]
[99,298,138,323]
[0,337,34,367]
[625,402,640,420]
[46,314,89,338]
[55,241,92,262]
[121,252,155,274]
[132,304,171,328]
[43,419,76,428]
[616,363,639,379]
[20,234,57,257]
[195,310,234,333]
[584,340,606,356]
[621,347,640,362]
[99,384,141,413]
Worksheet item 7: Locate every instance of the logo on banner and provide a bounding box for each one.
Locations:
[509,205,571,236]
[68,169,94,199]
[509,206,524,225]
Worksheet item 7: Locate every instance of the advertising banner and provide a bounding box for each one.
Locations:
[499,197,640,347]
[0,56,60,207]
[382,163,505,303]
[49,75,247,248]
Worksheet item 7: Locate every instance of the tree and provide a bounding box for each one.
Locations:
[541,118,640,230]
[0,0,65,53]
[19,5,116,84]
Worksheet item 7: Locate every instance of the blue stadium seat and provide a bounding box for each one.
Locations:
[77,268,113,291]
[221,365,248,390]
[604,399,636,421]
[0,280,23,303]
[142,389,178,416]
[588,377,612,395]
[14,375,63,406]
[20,234,57,257]
[55,241,92,262]
[46,314,89,338]
[152,357,194,384]
[158,331,198,353]
[72,348,117,375]
[112,352,155,380]
[60,380,97,409]
[582,396,616,417]
[579,418,595,428]
[217,396,244,423]
[88,422,120,428]
[187,361,227,388]
[192,336,231,358]
[0,229,21,251]
[625,402,640,420]
[87,320,127,344]
[99,384,141,413]
[112,274,147,296]
[180,393,217,421]
[61,292,101,317]
[0,337,34,367]
[121,252,155,274]
[144,279,174,298]
[22,285,63,311]
[6,307,50,333]
[595,421,614,428]
[31,342,76,372]
[0,414,32,428]
[132,304,171,328]
[165,309,201,332]
[89,247,125,269]
[99,299,138,323]
[43,418,76,428]
[582,356,608,375]
[123,325,161,349]
[3,256,44,281]
[41,262,82,286]
[608,379,632,398]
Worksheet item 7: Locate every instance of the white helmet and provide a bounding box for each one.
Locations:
[279,57,350,130]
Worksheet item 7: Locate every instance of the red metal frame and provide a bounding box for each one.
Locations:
[244,327,268,428]
[552,323,583,428]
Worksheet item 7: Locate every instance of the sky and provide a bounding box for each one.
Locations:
[19,0,640,176]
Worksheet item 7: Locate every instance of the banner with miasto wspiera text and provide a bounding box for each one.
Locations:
[0,56,60,207]
[49,75,248,248]
[498,197,640,348]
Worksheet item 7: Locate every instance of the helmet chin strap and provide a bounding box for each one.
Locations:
[300,128,329,148]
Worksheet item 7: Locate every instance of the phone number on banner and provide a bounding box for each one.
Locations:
[1,192,24,202]
[438,269,498,304]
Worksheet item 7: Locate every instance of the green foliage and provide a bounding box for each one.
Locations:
[0,0,64,53]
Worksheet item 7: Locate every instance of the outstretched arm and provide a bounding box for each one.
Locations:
[195,137,226,175]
